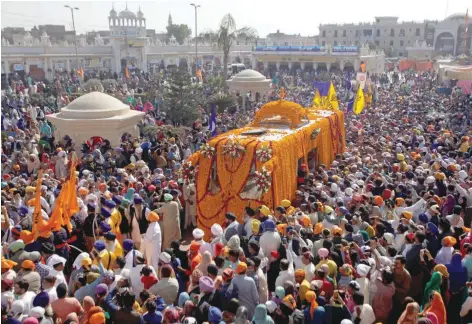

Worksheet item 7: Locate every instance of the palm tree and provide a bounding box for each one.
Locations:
[214,14,257,81]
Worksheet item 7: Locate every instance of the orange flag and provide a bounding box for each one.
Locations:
[46,181,68,232]
[125,66,130,79]
[63,154,78,232]
[32,171,47,240]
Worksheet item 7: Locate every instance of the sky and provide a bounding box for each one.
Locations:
[1,0,471,37]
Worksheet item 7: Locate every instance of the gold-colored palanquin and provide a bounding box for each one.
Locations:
[186,99,345,238]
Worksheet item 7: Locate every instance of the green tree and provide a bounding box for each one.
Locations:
[212,14,257,81]
[166,14,191,45]
[163,71,202,126]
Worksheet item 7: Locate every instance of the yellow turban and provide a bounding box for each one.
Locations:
[314,223,323,235]
[402,211,413,220]
[332,226,342,236]
[300,215,311,227]
[251,219,261,234]
[434,172,445,180]
[125,163,135,170]
[236,262,247,274]
[25,186,35,193]
[433,265,449,278]
[148,211,160,222]
[443,236,457,247]
[281,200,291,208]
[324,206,333,214]
[260,205,270,217]
[305,291,319,319]
[1,259,17,270]
[365,225,375,238]
[397,153,405,161]
[169,137,176,144]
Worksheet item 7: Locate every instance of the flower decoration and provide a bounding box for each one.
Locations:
[200,143,215,159]
[256,145,273,162]
[222,137,245,158]
[253,166,272,194]
[178,161,194,181]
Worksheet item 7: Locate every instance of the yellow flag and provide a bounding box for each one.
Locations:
[328,82,339,110]
[354,86,365,115]
[312,89,322,109]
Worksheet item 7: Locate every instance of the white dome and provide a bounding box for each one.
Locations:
[119,9,136,19]
[59,92,131,119]
[109,8,117,17]
[230,69,267,82]
[137,7,144,19]
[445,12,470,21]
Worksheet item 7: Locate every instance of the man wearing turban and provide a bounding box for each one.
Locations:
[232,262,259,319]
[156,193,181,249]
[143,212,162,271]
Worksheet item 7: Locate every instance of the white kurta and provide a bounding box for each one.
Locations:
[183,183,197,228]
[143,221,162,271]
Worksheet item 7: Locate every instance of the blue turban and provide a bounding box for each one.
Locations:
[104,232,116,241]
[111,196,122,205]
[418,213,428,224]
[103,200,116,209]
[154,180,162,185]
[427,222,439,235]
[33,291,50,308]
[123,239,134,251]
[94,240,106,252]
[100,221,111,233]
[18,206,29,216]
[134,197,143,204]
[100,208,111,218]
[262,219,276,232]
[87,203,96,212]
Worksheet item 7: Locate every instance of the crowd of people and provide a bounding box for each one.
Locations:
[1,64,472,324]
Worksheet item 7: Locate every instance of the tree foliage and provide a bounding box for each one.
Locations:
[166,14,191,45]
[208,92,235,113]
[163,71,202,126]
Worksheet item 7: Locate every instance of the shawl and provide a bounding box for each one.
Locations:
[398,302,419,324]
[446,253,468,293]
[424,292,446,324]
[422,272,442,308]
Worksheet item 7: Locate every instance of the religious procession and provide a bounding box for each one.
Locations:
[2,5,472,324]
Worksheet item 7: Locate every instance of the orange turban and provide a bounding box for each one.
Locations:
[282,295,297,311]
[402,211,413,220]
[332,226,342,236]
[432,195,442,206]
[22,260,35,270]
[305,291,319,319]
[148,211,160,222]
[300,215,311,227]
[443,236,457,247]
[314,223,323,235]
[295,269,305,278]
[1,259,17,270]
[433,264,449,278]
[78,187,89,195]
[190,242,201,253]
[27,198,36,207]
[396,198,405,206]
[19,230,34,245]
[374,196,384,207]
[89,312,106,324]
[277,224,287,235]
[236,262,247,274]
[98,183,107,191]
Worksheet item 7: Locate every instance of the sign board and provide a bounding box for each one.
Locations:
[54,63,65,70]
[256,55,336,63]
[332,46,358,53]
[255,46,324,52]
[356,72,367,89]
[13,64,24,71]
[85,58,102,69]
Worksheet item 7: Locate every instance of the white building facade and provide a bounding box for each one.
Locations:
[319,14,471,58]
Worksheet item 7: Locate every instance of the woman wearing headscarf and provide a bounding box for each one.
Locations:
[422,291,447,324]
[398,302,419,324]
[446,253,468,323]
[188,269,203,302]
[195,251,215,277]
[252,304,275,324]
[422,272,442,309]
[432,265,450,304]
[304,291,325,324]
[26,153,40,175]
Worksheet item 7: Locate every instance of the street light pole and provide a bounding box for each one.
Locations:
[64,5,80,72]
[190,3,200,73]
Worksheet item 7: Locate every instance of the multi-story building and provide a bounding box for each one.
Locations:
[319,14,471,57]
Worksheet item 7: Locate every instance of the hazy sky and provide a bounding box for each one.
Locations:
[1,0,471,37]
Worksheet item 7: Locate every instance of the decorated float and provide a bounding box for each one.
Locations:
[184,96,345,236]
